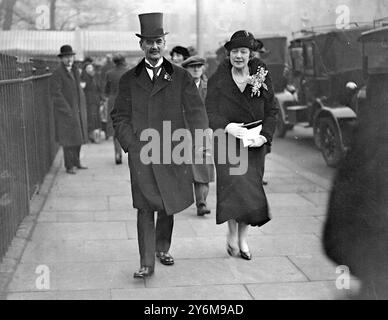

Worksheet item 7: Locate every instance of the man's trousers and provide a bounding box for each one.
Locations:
[137,209,174,269]
[63,145,81,169]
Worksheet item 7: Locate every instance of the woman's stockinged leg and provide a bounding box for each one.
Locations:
[226,220,239,255]
[238,222,250,254]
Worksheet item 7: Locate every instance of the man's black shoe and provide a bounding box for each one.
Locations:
[66,168,76,174]
[76,165,88,169]
[133,266,154,279]
[156,252,174,265]
[197,204,211,216]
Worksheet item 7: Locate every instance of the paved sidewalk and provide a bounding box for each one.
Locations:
[4,139,359,300]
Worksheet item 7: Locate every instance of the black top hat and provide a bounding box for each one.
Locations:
[58,45,76,57]
[135,12,169,38]
[170,46,190,60]
[224,30,256,51]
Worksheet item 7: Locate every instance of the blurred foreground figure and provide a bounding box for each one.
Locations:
[323,72,388,300]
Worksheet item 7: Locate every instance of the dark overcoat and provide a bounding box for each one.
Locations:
[190,76,215,183]
[111,58,209,215]
[323,73,388,284]
[50,63,88,146]
[105,65,129,137]
[206,58,278,226]
[81,71,101,132]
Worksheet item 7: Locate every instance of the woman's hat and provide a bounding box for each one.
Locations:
[135,12,169,38]
[58,45,76,57]
[170,46,190,60]
[224,30,256,51]
[181,56,205,68]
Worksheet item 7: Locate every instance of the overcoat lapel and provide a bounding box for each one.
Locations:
[134,58,153,93]
[217,71,256,119]
[151,68,170,96]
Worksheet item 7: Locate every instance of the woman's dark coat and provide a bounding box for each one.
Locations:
[50,63,88,147]
[111,58,209,215]
[81,71,101,132]
[206,58,278,226]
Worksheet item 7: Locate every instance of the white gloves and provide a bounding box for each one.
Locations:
[247,135,267,148]
[225,123,248,139]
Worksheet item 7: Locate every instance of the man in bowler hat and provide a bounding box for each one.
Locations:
[182,56,215,216]
[50,45,88,174]
[111,13,209,278]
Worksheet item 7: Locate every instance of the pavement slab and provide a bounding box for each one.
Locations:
[111,284,253,300]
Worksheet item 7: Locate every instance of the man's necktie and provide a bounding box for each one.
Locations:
[145,63,162,84]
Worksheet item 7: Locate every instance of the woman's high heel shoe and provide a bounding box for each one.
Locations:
[226,243,239,257]
[240,250,252,260]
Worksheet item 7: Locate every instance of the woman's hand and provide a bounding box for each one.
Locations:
[225,123,248,139]
[248,135,267,148]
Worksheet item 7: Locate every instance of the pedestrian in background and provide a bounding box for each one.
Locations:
[111,13,209,279]
[81,62,102,143]
[170,45,190,65]
[182,55,215,216]
[50,45,88,174]
[104,53,129,164]
[206,30,278,260]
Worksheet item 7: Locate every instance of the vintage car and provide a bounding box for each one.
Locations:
[276,25,372,167]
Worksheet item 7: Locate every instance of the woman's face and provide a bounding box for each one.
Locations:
[229,47,250,69]
[172,52,184,64]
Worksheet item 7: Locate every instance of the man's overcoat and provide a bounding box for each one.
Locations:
[50,63,88,146]
[111,58,209,215]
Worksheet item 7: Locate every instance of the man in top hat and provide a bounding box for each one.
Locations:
[182,56,215,216]
[50,45,88,174]
[111,12,210,278]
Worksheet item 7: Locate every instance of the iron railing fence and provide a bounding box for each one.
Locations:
[0,54,59,261]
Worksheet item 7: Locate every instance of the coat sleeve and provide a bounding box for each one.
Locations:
[205,75,229,130]
[110,73,133,153]
[260,69,279,145]
[50,70,72,117]
[181,70,209,132]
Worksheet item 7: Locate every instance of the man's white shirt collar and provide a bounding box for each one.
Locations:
[145,57,164,80]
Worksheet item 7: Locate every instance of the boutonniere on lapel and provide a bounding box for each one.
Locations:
[247,66,268,98]
[163,72,172,82]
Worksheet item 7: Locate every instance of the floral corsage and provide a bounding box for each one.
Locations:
[164,72,172,82]
[247,66,268,98]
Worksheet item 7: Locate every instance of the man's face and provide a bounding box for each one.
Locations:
[187,64,204,80]
[140,37,166,63]
[61,55,75,68]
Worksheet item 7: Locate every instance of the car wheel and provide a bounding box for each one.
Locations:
[318,118,344,167]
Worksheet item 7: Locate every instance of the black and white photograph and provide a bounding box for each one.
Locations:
[1,0,388,303]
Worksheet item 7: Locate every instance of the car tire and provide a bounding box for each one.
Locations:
[318,118,344,168]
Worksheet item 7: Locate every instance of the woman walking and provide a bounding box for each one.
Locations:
[206,30,278,260]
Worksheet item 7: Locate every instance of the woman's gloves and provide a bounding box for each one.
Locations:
[225,122,267,148]
[247,135,267,148]
[225,123,248,139]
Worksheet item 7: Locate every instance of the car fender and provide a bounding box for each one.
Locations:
[313,102,357,150]
[275,90,298,122]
